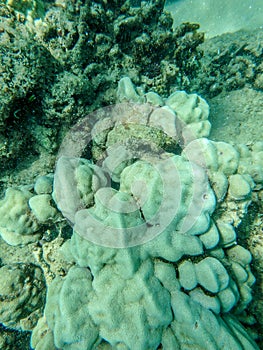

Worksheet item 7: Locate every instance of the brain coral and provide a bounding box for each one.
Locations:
[29,77,260,349]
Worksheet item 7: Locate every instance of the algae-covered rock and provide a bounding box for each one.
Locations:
[0,5,57,172]
[34,0,203,94]
[190,30,263,97]
[0,263,45,330]
[6,0,45,21]
[0,0,205,179]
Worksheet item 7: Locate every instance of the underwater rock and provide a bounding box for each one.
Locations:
[1,0,205,179]
[190,29,263,97]
[6,0,45,21]
[0,263,45,330]
[0,5,57,173]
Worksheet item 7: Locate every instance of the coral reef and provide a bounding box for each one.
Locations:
[0,0,203,182]
[35,0,202,92]
[1,1,262,186]
[1,78,262,349]
[39,78,260,349]
[0,174,59,246]
[0,0,263,349]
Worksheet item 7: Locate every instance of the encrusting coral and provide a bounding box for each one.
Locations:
[0,76,262,349]
[25,78,262,349]
[0,1,263,349]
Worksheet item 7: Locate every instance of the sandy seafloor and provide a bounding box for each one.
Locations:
[165,0,263,38]
[166,0,263,147]
[0,1,263,349]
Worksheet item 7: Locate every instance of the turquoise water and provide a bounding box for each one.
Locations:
[165,0,263,37]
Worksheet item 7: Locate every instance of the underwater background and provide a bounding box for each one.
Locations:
[166,0,263,38]
[0,0,263,349]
